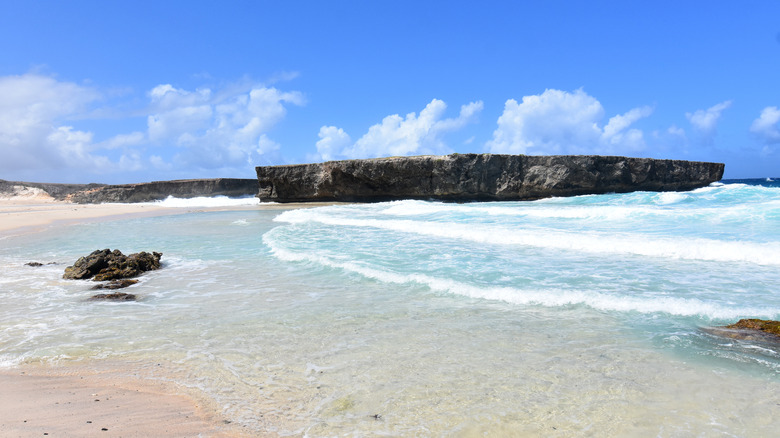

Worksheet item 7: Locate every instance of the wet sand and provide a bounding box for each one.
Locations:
[0,369,247,437]
[0,197,268,437]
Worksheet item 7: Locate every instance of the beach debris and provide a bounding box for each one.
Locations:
[89,292,137,301]
[63,249,162,281]
[90,279,139,290]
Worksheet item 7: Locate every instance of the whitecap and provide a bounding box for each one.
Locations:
[150,195,260,208]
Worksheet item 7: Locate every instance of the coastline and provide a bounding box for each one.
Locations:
[2,191,780,435]
[0,197,277,437]
[0,196,336,236]
[0,364,248,437]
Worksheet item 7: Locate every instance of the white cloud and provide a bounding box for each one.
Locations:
[256,134,280,155]
[0,72,304,182]
[317,99,483,161]
[685,100,732,142]
[750,106,780,144]
[667,125,686,138]
[100,131,146,149]
[316,126,351,161]
[149,84,304,170]
[486,89,652,155]
[0,74,110,175]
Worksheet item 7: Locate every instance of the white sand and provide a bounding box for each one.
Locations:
[0,199,176,235]
[0,369,251,437]
[0,197,275,437]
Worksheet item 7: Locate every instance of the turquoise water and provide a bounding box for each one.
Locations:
[2,182,780,436]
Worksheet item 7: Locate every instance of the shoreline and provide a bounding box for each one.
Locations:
[0,196,337,237]
[0,201,178,237]
[0,363,249,437]
[0,197,298,437]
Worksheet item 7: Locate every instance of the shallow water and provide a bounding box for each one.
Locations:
[1,182,780,436]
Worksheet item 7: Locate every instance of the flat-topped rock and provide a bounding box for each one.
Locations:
[256,154,725,203]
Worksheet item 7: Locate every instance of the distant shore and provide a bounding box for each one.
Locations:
[0,195,335,236]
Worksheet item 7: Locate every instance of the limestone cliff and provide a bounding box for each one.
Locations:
[1,178,258,203]
[256,154,724,203]
[66,178,259,203]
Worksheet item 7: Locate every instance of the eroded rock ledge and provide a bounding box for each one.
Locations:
[1,178,258,203]
[66,178,259,203]
[256,154,725,203]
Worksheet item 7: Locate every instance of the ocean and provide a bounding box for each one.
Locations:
[1,180,779,436]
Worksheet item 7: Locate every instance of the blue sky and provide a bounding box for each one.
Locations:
[1,1,779,183]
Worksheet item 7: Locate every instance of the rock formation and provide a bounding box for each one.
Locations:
[1,178,258,203]
[256,154,725,203]
[66,178,258,203]
[726,319,780,337]
[88,292,137,301]
[703,319,780,343]
[63,249,162,281]
[0,179,105,200]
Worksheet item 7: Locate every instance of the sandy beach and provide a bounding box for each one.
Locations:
[0,197,259,437]
[0,368,245,437]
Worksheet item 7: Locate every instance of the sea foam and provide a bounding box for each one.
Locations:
[150,195,261,208]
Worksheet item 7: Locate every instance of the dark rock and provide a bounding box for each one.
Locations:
[2,178,258,203]
[89,293,137,301]
[25,262,44,267]
[66,178,258,203]
[90,279,139,290]
[256,154,725,203]
[63,249,162,281]
[725,319,780,337]
[703,319,780,343]
[0,179,105,201]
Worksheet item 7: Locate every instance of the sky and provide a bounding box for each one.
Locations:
[1,1,779,183]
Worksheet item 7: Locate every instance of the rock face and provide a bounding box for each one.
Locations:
[703,319,780,343]
[63,249,162,281]
[3,178,257,203]
[0,179,105,200]
[726,319,780,337]
[66,178,258,203]
[256,154,725,203]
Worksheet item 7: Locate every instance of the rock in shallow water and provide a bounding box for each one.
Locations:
[703,319,780,343]
[63,249,162,281]
[725,319,780,337]
[90,279,140,290]
[88,292,137,301]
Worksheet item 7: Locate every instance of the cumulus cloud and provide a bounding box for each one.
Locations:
[316,99,483,161]
[667,125,686,138]
[0,72,303,182]
[685,100,732,142]
[750,106,780,144]
[486,89,652,155]
[316,126,352,161]
[0,73,109,175]
[147,84,304,169]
